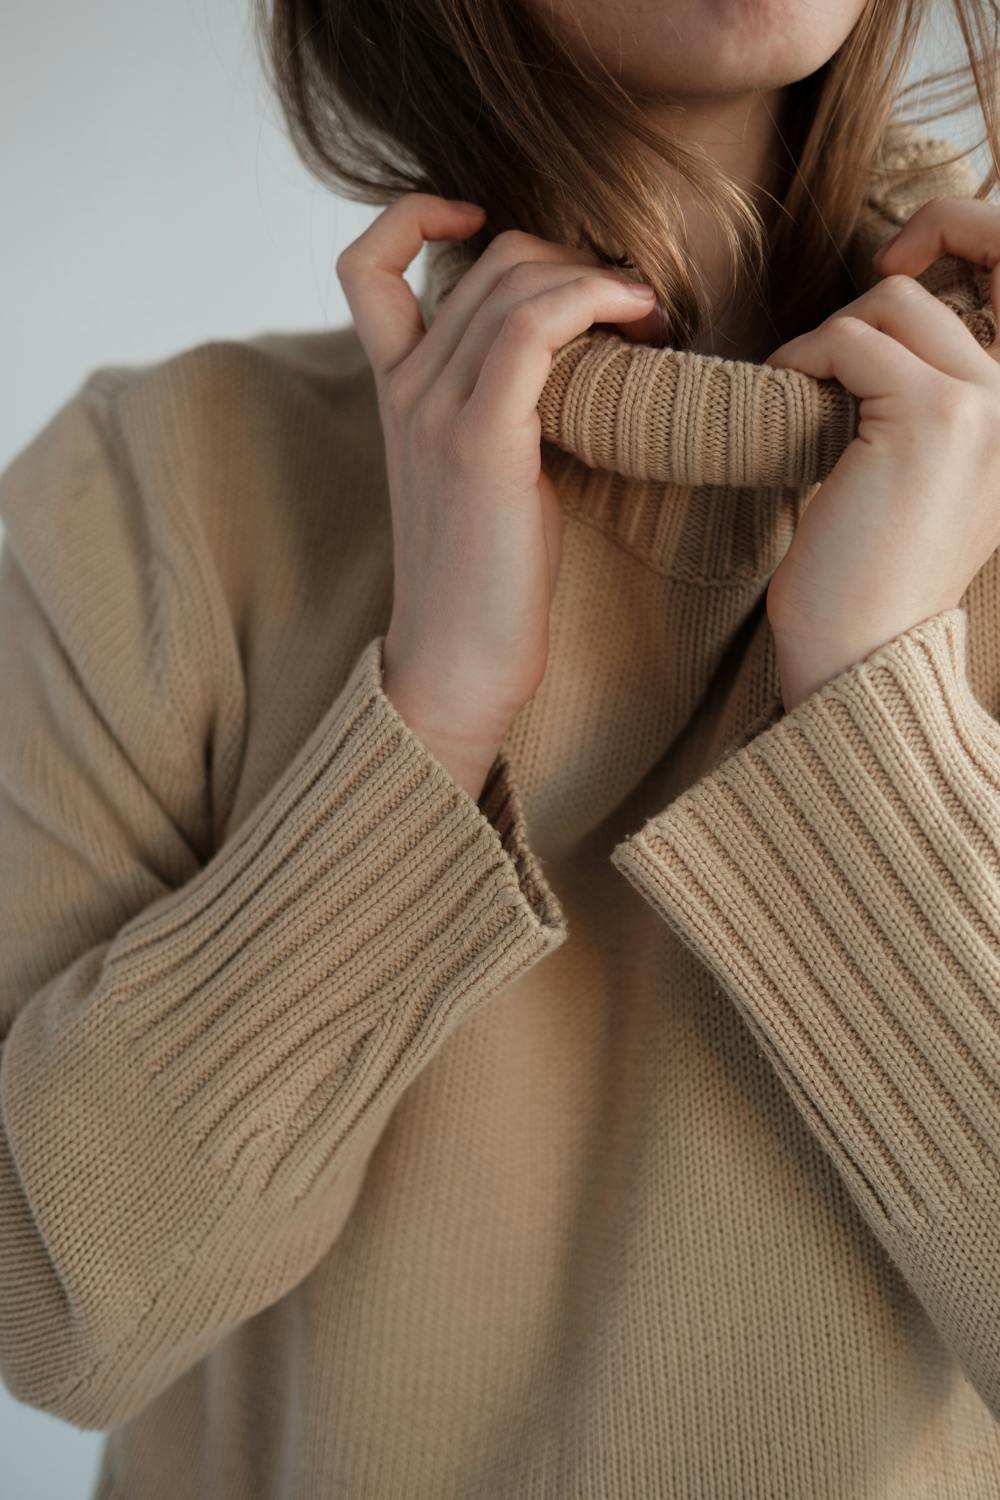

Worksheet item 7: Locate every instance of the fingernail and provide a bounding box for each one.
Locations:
[624,282,656,298]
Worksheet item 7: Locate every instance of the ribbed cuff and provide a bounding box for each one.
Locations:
[610,607,1000,1237]
[5,633,567,1249]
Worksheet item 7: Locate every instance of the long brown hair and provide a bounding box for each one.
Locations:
[251,0,1000,349]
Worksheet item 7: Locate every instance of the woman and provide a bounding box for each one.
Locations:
[3,1,1000,1495]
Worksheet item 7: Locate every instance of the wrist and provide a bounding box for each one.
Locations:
[381,675,506,804]
[409,726,502,805]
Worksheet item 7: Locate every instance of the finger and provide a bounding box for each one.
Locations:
[763,311,948,410]
[415,230,608,386]
[464,275,656,436]
[766,272,993,384]
[874,195,1000,309]
[433,260,654,407]
[335,194,486,378]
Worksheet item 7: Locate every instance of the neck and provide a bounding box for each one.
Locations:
[616,85,797,361]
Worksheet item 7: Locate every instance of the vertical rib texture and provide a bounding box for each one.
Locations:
[611,608,1000,1412]
[1,118,1000,1498]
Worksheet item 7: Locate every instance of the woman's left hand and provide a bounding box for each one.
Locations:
[762,196,1000,712]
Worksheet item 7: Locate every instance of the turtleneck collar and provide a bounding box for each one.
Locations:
[417,125,996,497]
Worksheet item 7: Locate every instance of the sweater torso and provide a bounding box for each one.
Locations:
[2,122,1000,1500]
[83,129,1000,1500]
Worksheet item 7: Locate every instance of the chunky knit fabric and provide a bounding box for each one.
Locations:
[2,121,1000,1498]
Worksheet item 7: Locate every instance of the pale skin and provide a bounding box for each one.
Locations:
[539,0,869,358]
[766,201,1000,709]
[336,0,1000,801]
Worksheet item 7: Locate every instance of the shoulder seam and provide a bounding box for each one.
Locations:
[88,374,231,784]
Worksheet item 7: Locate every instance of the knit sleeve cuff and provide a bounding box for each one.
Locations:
[6,632,567,1232]
[475,736,564,940]
[609,607,1000,1237]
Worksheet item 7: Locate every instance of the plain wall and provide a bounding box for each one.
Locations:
[0,0,987,1495]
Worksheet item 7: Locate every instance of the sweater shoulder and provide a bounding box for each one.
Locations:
[76,322,384,547]
[8,319,390,658]
[0,323,390,841]
[81,321,378,424]
[1,321,382,553]
[867,119,983,223]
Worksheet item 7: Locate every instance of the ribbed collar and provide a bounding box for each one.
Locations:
[417,133,995,504]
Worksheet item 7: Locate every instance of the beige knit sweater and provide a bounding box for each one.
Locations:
[2,121,1000,1499]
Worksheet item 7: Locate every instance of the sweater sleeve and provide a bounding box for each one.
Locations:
[0,383,567,1432]
[610,605,1000,1420]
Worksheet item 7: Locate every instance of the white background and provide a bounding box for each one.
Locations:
[0,0,987,1495]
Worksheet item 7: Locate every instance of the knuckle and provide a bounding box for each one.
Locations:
[502,298,540,338]
[826,313,869,340]
[397,190,443,219]
[337,192,431,278]
[386,190,425,215]
[879,272,923,301]
[379,363,420,418]
[497,259,542,295]
[895,198,937,226]
[579,271,617,296]
[334,246,359,280]
[486,228,537,266]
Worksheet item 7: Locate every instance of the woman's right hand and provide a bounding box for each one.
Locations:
[335,193,655,800]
